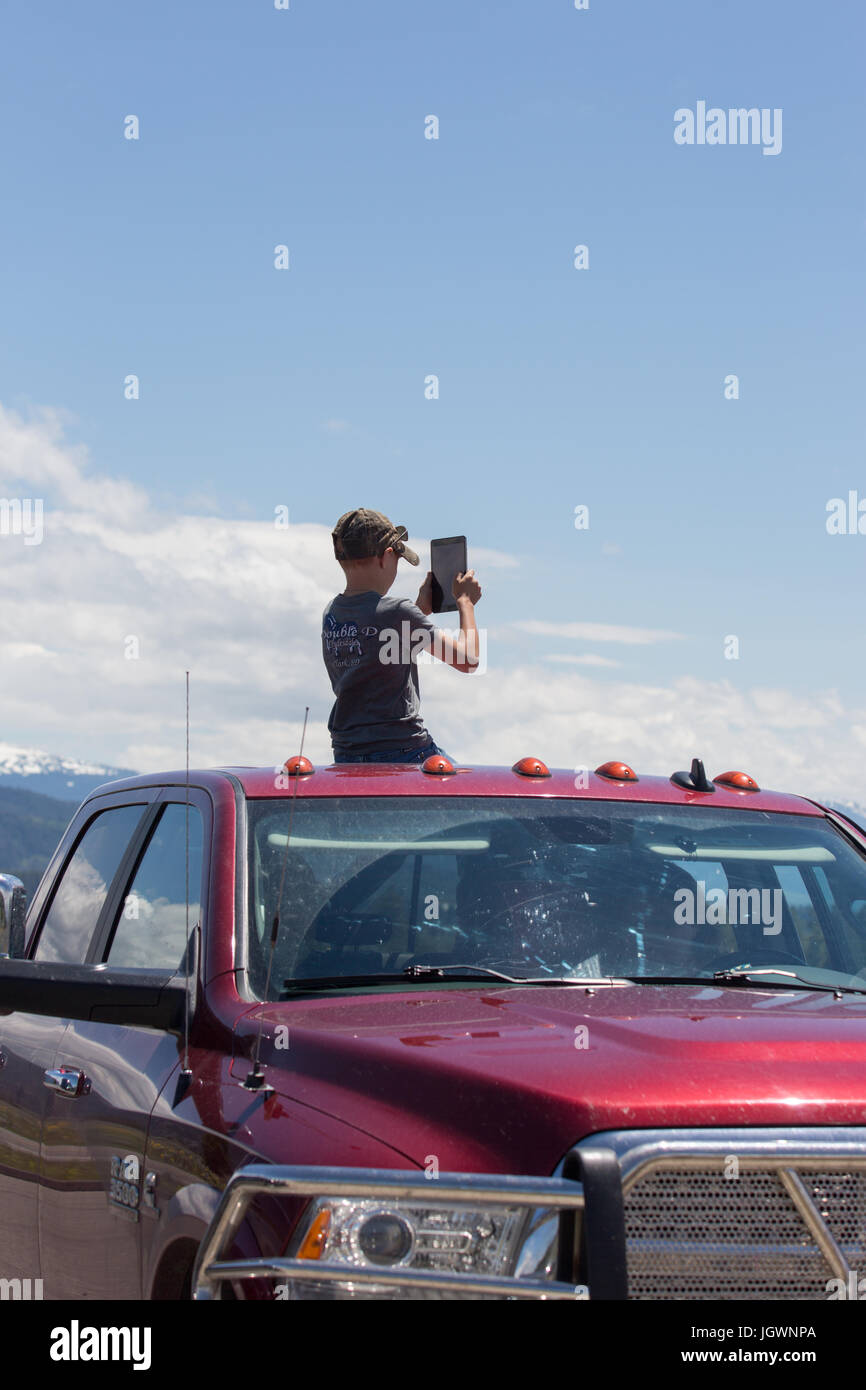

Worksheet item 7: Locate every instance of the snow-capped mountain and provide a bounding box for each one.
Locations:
[0,744,136,801]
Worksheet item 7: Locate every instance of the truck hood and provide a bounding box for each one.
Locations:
[232,982,866,1174]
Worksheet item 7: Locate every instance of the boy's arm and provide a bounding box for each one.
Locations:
[415,570,482,673]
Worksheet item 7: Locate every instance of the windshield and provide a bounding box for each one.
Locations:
[245,798,866,997]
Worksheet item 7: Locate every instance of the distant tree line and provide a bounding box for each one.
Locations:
[0,787,74,900]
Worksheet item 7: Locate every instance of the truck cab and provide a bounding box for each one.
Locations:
[2,756,866,1300]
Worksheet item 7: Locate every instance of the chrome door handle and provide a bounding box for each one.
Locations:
[43,1067,90,1098]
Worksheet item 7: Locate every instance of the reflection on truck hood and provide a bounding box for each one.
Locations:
[232,983,866,1175]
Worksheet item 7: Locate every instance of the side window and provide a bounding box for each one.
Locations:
[106,803,204,969]
[35,805,147,963]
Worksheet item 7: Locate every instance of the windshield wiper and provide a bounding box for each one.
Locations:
[281,965,628,994]
[404,964,628,986]
[281,972,425,994]
[624,971,866,996]
[279,967,520,993]
[714,967,866,995]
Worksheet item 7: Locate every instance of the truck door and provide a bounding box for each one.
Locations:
[0,1011,63,1289]
[38,793,207,1299]
[0,795,154,1293]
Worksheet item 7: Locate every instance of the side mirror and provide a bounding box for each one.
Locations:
[0,874,26,959]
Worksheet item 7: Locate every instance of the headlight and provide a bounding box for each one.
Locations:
[354,1210,414,1266]
[283,1196,534,1299]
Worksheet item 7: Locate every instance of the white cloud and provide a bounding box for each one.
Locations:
[0,406,519,772]
[0,404,862,806]
[512,619,684,645]
[543,653,621,668]
[418,664,865,805]
[463,547,519,570]
[0,405,148,526]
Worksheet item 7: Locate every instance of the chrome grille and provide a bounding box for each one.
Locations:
[804,1171,866,1264]
[625,1167,833,1299]
[575,1127,866,1301]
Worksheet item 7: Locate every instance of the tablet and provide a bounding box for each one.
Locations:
[430,536,467,614]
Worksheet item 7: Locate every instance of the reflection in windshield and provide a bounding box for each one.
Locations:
[246,799,866,998]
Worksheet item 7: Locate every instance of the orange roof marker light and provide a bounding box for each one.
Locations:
[714,770,760,792]
[512,757,552,778]
[595,761,638,783]
[421,753,456,775]
[283,755,315,776]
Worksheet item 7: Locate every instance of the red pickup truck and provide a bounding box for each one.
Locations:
[1,753,865,1301]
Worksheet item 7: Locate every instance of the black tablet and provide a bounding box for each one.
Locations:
[430,535,467,614]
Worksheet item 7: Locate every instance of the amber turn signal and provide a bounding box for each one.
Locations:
[297,1208,331,1261]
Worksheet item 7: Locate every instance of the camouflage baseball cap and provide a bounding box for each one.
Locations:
[331,509,420,566]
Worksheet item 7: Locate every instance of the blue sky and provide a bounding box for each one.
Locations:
[1,0,865,794]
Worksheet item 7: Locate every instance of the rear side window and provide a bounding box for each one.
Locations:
[106,803,203,969]
[35,805,147,963]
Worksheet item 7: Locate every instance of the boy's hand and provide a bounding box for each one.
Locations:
[452,569,481,605]
[416,571,434,616]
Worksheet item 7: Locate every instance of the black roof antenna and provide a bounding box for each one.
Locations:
[242,706,311,1094]
[670,757,715,793]
[173,671,199,1108]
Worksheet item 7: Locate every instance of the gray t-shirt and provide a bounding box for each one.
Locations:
[322,592,436,751]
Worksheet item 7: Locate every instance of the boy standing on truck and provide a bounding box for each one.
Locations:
[323,508,481,763]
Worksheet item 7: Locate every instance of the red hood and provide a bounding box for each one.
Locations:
[232,983,866,1175]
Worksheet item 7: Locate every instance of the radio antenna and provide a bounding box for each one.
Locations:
[243,706,310,1092]
[173,670,195,1107]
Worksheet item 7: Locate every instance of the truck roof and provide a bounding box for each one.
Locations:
[86,761,826,816]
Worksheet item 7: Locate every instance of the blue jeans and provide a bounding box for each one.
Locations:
[331,740,451,765]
